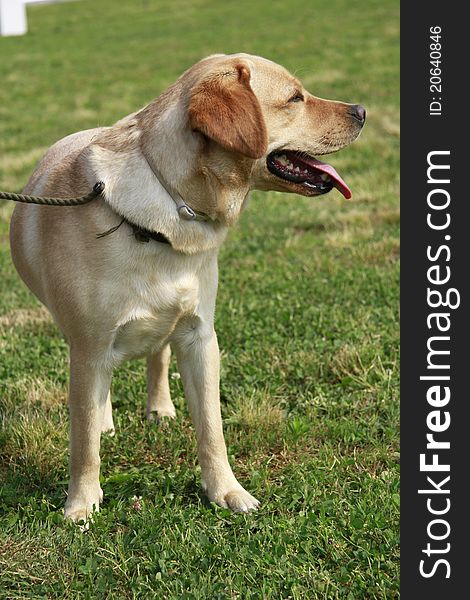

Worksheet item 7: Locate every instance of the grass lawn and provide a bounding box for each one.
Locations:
[0,0,399,598]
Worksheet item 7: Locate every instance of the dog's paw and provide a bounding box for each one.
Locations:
[222,489,260,513]
[147,406,176,423]
[64,487,103,524]
[205,482,260,513]
[101,425,115,437]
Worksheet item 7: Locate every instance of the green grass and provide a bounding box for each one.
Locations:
[0,0,399,597]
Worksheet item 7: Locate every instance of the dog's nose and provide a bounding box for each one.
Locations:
[349,104,366,125]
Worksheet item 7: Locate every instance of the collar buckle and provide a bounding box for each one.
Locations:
[177,204,197,220]
[177,201,209,222]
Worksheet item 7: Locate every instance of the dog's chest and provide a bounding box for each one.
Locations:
[111,268,200,362]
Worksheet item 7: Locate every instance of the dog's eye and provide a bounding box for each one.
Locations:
[288,92,304,103]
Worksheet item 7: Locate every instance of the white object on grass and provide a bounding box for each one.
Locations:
[0,0,28,36]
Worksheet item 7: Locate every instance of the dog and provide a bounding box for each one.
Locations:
[9,53,365,522]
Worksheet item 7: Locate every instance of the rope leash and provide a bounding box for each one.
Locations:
[0,181,105,206]
[0,180,169,243]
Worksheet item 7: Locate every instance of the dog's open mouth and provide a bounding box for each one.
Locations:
[267,150,352,199]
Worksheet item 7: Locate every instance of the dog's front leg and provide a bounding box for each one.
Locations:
[173,322,259,513]
[64,349,112,522]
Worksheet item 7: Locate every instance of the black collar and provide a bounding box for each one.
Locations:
[97,215,171,245]
[129,221,171,245]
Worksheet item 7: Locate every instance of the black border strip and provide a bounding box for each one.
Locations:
[401,3,468,597]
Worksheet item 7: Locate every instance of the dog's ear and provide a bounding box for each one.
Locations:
[188,64,268,159]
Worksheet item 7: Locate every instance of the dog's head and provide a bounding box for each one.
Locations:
[186,53,365,203]
[134,53,365,228]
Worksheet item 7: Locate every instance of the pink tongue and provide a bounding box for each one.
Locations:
[302,156,352,200]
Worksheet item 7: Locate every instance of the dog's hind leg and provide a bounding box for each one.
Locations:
[146,344,176,421]
[101,391,115,435]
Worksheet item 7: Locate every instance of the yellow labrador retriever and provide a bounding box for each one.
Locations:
[9,53,365,522]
